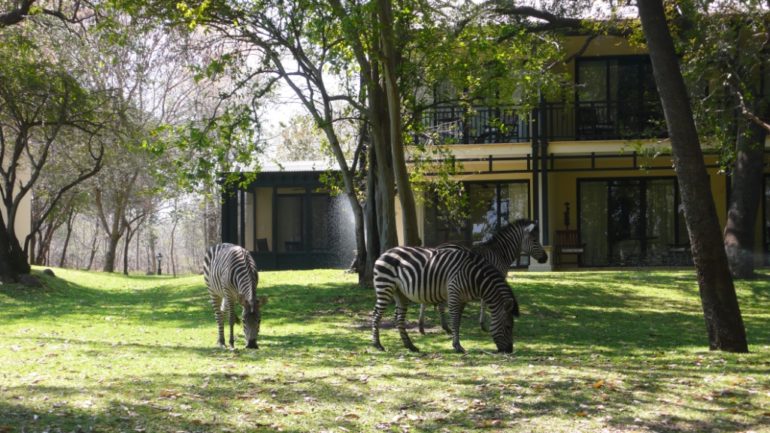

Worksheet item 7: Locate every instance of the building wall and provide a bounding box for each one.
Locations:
[3,165,31,253]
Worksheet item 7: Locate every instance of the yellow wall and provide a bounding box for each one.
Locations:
[6,165,31,254]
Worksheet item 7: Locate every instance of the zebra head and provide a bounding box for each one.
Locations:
[519,220,548,264]
[488,282,519,354]
[242,295,268,349]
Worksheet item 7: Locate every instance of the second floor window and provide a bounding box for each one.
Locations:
[576,56,664,139]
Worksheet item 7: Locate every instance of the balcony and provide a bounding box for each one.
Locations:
[420,100,665,145]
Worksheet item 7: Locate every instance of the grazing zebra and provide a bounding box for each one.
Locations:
[418,219,548,334]
[372,247,520,353]
[203,243,267,349]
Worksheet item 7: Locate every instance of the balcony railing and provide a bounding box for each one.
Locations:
[420,100,665,144]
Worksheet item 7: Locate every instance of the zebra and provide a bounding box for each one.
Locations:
[203,243,267,349]
[418,219,548,334]
[372,246,520,353]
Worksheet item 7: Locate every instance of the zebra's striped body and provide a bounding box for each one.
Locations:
[372,246,519,353]
[203,243,264,349]
[419,219,548,333]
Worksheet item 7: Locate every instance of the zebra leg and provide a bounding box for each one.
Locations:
[395,294,418,352]
[227,300,236,349]
[479,300,489,332]
[448,300,466,354]
[372,286,394,351]
[210,294,226,348]
[438,303,451,334]
[418,304,426,335]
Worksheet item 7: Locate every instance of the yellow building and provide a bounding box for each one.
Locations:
[224,35,769,270]
[405,35,770,270]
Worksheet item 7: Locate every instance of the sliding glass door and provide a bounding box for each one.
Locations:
[579,178,688,266]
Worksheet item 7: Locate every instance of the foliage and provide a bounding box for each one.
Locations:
[674,0,770,168]
[0,268,768,432]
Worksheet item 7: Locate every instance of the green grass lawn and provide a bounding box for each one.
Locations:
[1,267,769,433]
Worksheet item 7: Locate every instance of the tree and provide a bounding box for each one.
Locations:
[637,0,748,352]
[0,31,108,282]
[675,2,770,278]
[0,0,94,27]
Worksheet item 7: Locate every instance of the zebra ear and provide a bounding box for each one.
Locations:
[258,295,269,306]
[523,223,536,233]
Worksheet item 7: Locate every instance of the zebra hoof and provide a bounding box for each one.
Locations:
[373,342,385,351]
[442,326,452,335]
[453,344,466,354]
[418,325,426,335]
[406,345,420,353]
[246,339,258,349]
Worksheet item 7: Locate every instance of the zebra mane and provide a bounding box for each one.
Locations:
[477,218,534,247]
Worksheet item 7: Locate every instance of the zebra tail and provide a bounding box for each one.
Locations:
[512,297,520,318]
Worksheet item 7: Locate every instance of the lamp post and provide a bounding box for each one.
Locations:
[157,253,163,275]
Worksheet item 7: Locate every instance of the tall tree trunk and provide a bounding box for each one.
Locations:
[377,0,420,246]
[0,212,20,282]
[103,233,122,273]
[637,0,748,352]
[724,112,767,279]
[123,227,136,275]
[170,216,178,277]
[364,142,380,286]
[369,80,398,250]
[59,210,76,268]
[85,221,99,271]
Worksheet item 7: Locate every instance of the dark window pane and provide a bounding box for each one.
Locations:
[309,195,330,251]
[580,181,609,266]
[646,179,676,264]
[276,196,303,252]
[468,184,499,243]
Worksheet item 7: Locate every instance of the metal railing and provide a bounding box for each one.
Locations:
[420,100,665,144]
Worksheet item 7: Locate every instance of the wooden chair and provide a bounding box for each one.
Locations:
[554,230,585,267]
[256,238,270,252]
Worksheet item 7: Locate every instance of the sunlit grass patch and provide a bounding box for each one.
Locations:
[0,267,768,432]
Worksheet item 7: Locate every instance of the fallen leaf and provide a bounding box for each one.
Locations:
[576,411,588,417]
[592,380,605,389]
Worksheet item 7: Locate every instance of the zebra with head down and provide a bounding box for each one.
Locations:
[419,219,548,334]
[372,246,520,353]
[203,243,267,349]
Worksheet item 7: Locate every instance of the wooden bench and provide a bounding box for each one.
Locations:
[554,230,585,266]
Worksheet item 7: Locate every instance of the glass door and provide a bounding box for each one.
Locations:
[608,179,643,265]
[579,178,683,266]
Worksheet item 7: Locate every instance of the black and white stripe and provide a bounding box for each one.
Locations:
[203,243,265,349]
[372,246,519,353]
[419,219,547,333]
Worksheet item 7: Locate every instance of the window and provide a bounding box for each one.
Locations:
[424,181,530,267]
[579,178,690,266]
[309,195,331,251]
[275,195,303,253]
[576,56,663,139]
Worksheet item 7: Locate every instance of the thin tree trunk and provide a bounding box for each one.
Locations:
[85,224,99,271]
[364,142,380,286]
[123,228,135,275]
[59,210,76,268]
[724,112,766,279]
[637,0,748,352]
[170,217,178,277]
